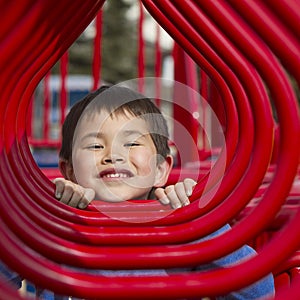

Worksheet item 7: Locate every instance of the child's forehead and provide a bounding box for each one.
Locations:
[78,107,151,133]
[82,107,139,122]
[75,111,154,143]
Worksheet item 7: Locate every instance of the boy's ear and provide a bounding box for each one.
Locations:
[58,158,74,181]
[153,155,173,187]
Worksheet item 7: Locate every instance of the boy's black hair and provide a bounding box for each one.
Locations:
[59,85,170,164]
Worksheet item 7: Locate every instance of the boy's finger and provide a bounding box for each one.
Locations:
[164,185,182,209]
[59,188,74,205]
[183,178,197,196]
[58,181,78,205]
[154,188,170,205]
[174,182,190,207]
[68,185,87,207]
[78,189,95,209]
[78,197,90,209]
[53,177,66,199]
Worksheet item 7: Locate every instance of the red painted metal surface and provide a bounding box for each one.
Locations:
[172,43,200,165]
[0,0,300,299]
[92,11,102,91]
[137,1,145,93]
[59,53,68,126]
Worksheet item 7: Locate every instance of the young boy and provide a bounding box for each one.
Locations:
[50,85,274,299]
[54,85,196,209]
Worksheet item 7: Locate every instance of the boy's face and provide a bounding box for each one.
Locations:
[67,110,172,202]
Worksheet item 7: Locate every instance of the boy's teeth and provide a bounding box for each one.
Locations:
[105,173,128,178]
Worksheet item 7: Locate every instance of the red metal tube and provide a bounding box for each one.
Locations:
[1,0,300,298]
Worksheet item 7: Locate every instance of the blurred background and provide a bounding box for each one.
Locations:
[52,0,173,82]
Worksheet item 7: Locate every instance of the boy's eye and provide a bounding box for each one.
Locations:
[124,142,140,147]
[87,144,103,149]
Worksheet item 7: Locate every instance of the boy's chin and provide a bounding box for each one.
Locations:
[93,184,153,202]
[94,194,125,203]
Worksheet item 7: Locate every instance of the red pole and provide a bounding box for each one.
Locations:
[172,43,200,166]
[59,52,68,128]
[92,10,102,90]
[138,0,145,93]
[154,24,161,107]
[43,71,50,141]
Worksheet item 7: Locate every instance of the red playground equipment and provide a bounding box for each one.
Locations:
[1,0,300,299]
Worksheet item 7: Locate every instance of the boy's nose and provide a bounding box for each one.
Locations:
[103,153,125,164]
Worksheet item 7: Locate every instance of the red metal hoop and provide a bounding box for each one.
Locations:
[1,0,300,299]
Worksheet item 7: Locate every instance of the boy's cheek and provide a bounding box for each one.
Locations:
[129,150,157,174]
[72,156,96,181]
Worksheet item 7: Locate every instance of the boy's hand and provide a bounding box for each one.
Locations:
[154,178,197,209]
[53,178,95,209]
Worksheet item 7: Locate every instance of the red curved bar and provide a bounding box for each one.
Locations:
[143,1,253,205]
[264,0,300,41]
[0,1,35,44]
[0,0,300,298]
[0,0,276,266]
[31,0,252,227]
[4,0,106,197]
[143,0,276,237]
[0,0,276,260]
[0,215,279,299]
[1,22,255,246]
[273,251,300,276]
[143,1,261,223]
[227,0,300,86]
[2,198,300,299]
[7,1,246,229]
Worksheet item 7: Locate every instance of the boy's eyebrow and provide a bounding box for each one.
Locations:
[122,129,148,137]
[81,132,104,141]
[81,130,147,141]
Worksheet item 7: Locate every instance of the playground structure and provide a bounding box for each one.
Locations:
[1,0,300,299]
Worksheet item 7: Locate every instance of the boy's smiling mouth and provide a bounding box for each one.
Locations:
[99,168,134,179]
